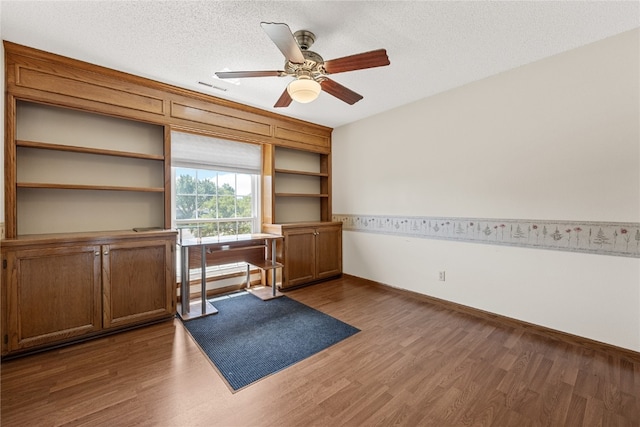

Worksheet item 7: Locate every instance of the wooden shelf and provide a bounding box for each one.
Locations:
[264,146,332,224]
[17,140,164,161]
[275,193,329,198]
[17,183,165,192]
[275,168,328,177]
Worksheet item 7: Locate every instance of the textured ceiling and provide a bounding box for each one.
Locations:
[1,1,638,128]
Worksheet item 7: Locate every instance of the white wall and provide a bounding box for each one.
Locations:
[332,29,640,351]
[1,2,5,238]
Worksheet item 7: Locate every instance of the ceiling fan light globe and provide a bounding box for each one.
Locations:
[287,78,321,103]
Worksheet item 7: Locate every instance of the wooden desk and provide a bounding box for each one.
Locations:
[177,233,283,320]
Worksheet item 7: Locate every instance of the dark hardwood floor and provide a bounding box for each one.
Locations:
[2,275,639,426]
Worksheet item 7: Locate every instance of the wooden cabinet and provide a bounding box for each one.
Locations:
[263,222,342,289]
[315,223,343,280]
[3,243,102,351]
[1,232,176,355]
[262,145,341,289]
[1,98,176,358]
[102,238,175,329]
[4,41,332,157]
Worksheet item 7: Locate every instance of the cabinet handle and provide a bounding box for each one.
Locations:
[103,250,109,256]
[94,251,100,256]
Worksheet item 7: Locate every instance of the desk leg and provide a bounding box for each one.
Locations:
[271,239,277,297]
[181,245,189,316]
[178,245,217,320]
[201,245,207,314]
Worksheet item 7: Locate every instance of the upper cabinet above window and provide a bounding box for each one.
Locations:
[4,41,332,152]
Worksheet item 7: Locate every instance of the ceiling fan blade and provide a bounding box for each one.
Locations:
[320,79,363,105]
[323,49,390,74]
[274,88,293,108]
[215,70,283,79]
[260,22,305,64]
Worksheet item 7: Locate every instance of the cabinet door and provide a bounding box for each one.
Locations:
[282,228,316,288]
[315,224,343,280]
[102,239,175,329]
[5,245,102,351]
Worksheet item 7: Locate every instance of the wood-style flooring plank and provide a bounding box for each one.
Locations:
[1,275,639,426]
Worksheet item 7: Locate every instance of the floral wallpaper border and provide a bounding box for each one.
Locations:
[332,214,640,258]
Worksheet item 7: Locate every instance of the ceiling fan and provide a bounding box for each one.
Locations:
[215,22,390,107]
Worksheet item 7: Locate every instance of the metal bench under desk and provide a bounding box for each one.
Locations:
[246,259,284,300]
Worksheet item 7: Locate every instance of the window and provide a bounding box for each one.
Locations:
[171,131,262,240]
[173,167,258,239]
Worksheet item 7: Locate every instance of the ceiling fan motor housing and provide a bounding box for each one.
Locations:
[285,50,326,80]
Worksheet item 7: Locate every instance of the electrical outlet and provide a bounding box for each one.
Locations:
[439,271,446,281]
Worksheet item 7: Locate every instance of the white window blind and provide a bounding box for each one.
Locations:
[171,131,261,174]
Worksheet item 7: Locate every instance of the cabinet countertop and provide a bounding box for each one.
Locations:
[1,229,178,248]
[263,221,343,229]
